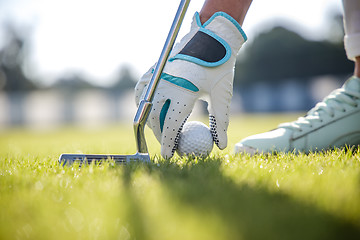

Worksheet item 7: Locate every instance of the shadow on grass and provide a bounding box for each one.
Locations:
[122,157,360,240]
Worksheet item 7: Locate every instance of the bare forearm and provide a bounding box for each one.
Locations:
[199,0,252,25]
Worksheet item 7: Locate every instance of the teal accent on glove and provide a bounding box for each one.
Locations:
[161,72,199,92]
[149,70,199,93]
[160,99,171,133]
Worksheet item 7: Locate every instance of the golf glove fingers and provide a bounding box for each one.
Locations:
[135,12,247,158]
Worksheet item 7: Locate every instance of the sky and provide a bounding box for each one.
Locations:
[0,0,343,86]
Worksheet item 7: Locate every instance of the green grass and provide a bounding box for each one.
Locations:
[1,114,360,240]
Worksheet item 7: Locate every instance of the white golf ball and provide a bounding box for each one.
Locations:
[176,121,214,157]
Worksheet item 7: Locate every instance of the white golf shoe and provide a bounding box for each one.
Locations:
[235,76,360,155]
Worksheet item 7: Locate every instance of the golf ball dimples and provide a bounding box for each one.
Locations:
[176,121,214,157]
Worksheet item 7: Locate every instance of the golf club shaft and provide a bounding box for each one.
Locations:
[144,0,191,102]
[133,0,191,154]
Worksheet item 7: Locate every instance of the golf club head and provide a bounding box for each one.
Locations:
[59,152,150,166]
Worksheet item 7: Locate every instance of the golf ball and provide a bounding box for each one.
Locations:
[176,121,214,157]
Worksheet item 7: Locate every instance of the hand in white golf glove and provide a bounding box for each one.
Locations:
[135,12,247,158]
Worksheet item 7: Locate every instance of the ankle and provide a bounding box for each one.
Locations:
[355,56,360,78]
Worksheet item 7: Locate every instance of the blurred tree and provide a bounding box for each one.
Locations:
[111,65,137,92]
[51,65,138,92]
[234,14,353,88]
[326,12,344,43]
[0,23,36,92]
[52,73,97,91]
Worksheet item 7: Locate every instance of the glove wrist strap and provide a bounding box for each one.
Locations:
[170,28,231,67]
[170,12,247,68]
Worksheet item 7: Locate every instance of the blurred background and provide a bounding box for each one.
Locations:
[0,0,353,130]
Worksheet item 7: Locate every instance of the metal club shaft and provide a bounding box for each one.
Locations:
[133,0,191,154]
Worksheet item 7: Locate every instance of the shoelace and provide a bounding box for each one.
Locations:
[279,79,360,132]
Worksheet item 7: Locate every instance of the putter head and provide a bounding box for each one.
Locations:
[59,152,150,166]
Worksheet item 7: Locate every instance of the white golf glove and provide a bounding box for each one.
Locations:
[135,12,247,158]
